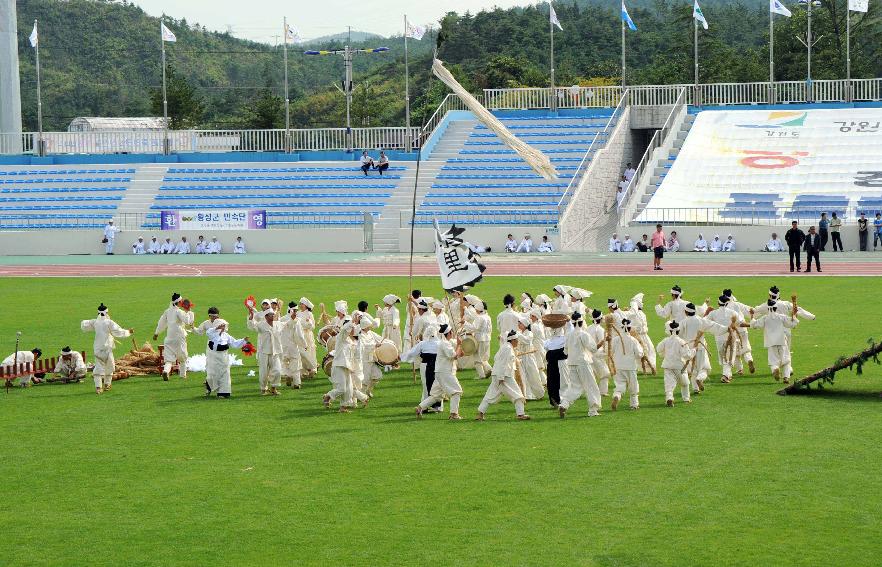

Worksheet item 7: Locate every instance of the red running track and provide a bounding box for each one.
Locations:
[2,261,882,277]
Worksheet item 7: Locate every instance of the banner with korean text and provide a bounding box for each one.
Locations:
[161,210,267,231]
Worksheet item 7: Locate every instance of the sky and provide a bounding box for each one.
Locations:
[131,0,530,44]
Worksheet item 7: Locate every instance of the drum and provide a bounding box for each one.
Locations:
[375,341,399,365]
[318,325,338,347]
[542,314,569,329]
[460,335,478,356]
[322,353,334,377]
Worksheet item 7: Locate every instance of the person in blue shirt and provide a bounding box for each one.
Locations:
[818,212,829,252]
[875,213,882,251]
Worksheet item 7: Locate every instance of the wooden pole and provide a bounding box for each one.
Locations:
[778,340,882,395]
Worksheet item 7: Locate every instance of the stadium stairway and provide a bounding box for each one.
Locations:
[630,113,696,219]
[371,160,441,253]
[116,165,168,229]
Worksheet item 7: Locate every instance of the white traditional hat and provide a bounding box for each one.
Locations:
[431,300,444,310]
[553,284,572,295]
[261,298,272,306]
[630,293,645,309]
[360,317,375,330]
[382,294,401,305]
[517,315,531,327]
[535,293,551,306]
[529,308,543,320]
[465,294,482,307]
[334,300,348,313]
[299,297,314,309]
[570,288,592,300]
[261,308,275,318]
[505,330,518,342]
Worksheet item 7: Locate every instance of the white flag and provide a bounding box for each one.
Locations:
[29,22,38,48]
[693,0,709,30]
[285,23,301,44]
[161,22,177,43]
[433,221,485,293]
[849,0,869,12]
[550,4,563,31]
[405,20,427,40]
[770,0,792,17]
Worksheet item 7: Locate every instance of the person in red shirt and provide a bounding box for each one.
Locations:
[650,224,666,271]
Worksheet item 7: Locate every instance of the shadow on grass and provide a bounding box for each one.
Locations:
[780,387,882,403]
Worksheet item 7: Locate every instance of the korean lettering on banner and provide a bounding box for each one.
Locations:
[834,121,880,133]
[162,209,266,230]
[160,211,180,230]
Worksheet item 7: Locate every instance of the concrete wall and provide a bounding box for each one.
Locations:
[397,227,558,253]
[630,106,676,130]
[0,229,366,256]
[624,223,866,252]
[560,108,636,250]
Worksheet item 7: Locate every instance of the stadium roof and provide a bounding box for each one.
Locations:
[67,117,168,132]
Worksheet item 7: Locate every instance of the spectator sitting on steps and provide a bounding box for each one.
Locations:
[668,231,680,252]
[360,151,375,176]
[505,234,517,253]
[636,234,650,252]
[609,233,621,253]
[693,233,708,252]
[621,235,635,252]
[764,233,784,252]
[537,236,554,253]
[722,234,736,252]
[376,151,390,175]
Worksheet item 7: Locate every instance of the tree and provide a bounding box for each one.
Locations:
[240,89,284,129]
[150,65,203,129]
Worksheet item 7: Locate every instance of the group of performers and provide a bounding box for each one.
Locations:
[4,283,813,422]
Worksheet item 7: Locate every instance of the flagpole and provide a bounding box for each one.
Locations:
[283,17,291,153]
[693,16,699,105]
[404,15,411,152]
[33,19,43,157]
[550,8,556,112]
[161,21,169,155]
[769,10,775,104]
[621,18,626,88]
[846,7,852,103]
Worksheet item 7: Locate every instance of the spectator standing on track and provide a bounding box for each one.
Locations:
[874,213,882,251]
[858,213,869,251]
[785,221,806,272]
[102,220,119,255]
[830,213,843,252]
[818,213,829,251]
[651,224,666,271]
[803,226,822,273]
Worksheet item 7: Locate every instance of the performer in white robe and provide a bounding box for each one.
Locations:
[516,234,533,253]
[609,234,621,252]
[414,324,463,419]
[323,320,361,411]
[609,318,644,410]
[247,306,283,395]
[132,237,146,255]
[402,290,422,353]
[53,346,87,383]
[655,285,689,324]
[751,300,799,383]
[376,294,402,351]
[626,293,656,375]
[656,321,694,406]
[534,293,552,316]
[462,299,492,379]
[586,309,611,396]
[358,319,385,397]
[528,309,547,384]
[281,302,306,388]
[233,237,246,254]
[551,285,572,315]
[205,322,247,398]
[412,299,438,344]
[722,289,755,375]
[175,237,191,254]
[402,322,444,413]
[504,234,518,253]
[81,304,132,394]
[621,235,635,252]
[722,235,736,252]
[569,288,591,318]
[693,234,708,252]
[431,301,449,329]
[709,235,723,252]
[296,298,318,377]
[159,238,175,254]
[193,306,224,393]
[678,302,728,393]
[2,348,42,388]
[147,237,161,254]
[102,221,119,254]
[704,296,744,383]
[764,234,784,252]
[558,312,601,417]
[154,293,194,381]
[496,294,521,344]
[476,331,530,421]
[516,316,544,400]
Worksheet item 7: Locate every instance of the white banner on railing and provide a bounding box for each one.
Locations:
[161,209,267,231]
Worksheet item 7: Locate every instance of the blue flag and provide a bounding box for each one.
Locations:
[621,1,638,31]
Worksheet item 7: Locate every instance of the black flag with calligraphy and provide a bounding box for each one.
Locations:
[434,220,485,292]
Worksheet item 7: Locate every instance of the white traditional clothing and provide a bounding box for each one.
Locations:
[195,239,207,254]
[358,328,385,395]
[655,295,689,324]
[233,239,246,254]
[247,312,283,393]
[401,333,442,410]
[206,326,246,396]
[709,235,723,252]
[81,312,130,390]
[621,237,635,252]
[626,299,656,374]
[505,237,518,253]
[477,342,528,417]
[693,235,708,252]
[175,240,191,254]
[656,333,694,404]
[705,305,742,380]
[376,303,402,351]
[496,305,520,343]
[610,331,644,409]
[516,329,544,400]
[586,320,611,395]
[103,223,119,254]
[668,237,681,252]
[327,325,361,408]
[679,314,728,392]
[722,236,736,252]
[516,237,533,253]
[559,324,601,416]
[280,312,306,387]
[147,238,161,254]
[155,302,194,379]
[207,239,222,254]
[296,307,318,377]
[463,309,492,378]
[160,239,175,254]
[609,236,621,252]
[2,351,37,387]
[54,350,87,382]
[417,335,463,417]
[765,238,784,252]
[132,240,146,255]
[751,311,799,382]
[537,240,555,253]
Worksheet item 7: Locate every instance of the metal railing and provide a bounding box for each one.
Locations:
[399,210,557,227]
[417,93,469,147]
[632,207,860,226]
[557,91,629,218]
[618,88,687,225]
[484,78,882,109]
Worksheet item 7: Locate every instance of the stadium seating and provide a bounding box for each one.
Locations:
[0,167,129,229]
[637,107,882,224]
[420,109,614,225]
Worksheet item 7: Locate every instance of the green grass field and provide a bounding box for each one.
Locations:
[2,276,881,566]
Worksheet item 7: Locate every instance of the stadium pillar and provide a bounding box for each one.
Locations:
[0,0,24,154]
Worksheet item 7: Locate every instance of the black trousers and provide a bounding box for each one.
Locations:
[806,249,821,271]
[546,348,567,407]
[819,228,828,251]
[420,353,440,409]
[788,246,801,271]
[832,232,843,251]
[860,231,868,251]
